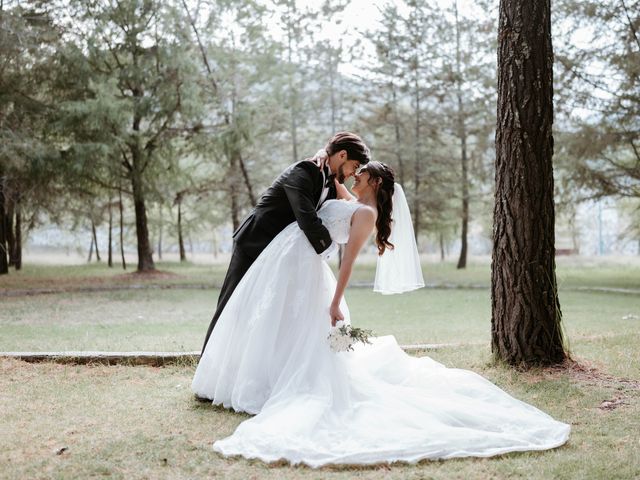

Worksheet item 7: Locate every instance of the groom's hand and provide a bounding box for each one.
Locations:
[319,241,338,261]
[330,303,344,327]
[311,149,328,170]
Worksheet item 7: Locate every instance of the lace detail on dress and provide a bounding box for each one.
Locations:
[318,200,362,244]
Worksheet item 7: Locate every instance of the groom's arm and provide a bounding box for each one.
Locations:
[283,161,333,254]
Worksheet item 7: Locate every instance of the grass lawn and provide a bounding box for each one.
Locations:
[1,347,639,479]
[1,258,639,478]
[1,255,639,293]
[1,287,638,380]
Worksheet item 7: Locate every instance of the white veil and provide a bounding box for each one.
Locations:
[374,183,425,294]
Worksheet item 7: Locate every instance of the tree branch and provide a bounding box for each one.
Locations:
[179,0,219,96]
[237,152,256,205]
[620,0,640,51]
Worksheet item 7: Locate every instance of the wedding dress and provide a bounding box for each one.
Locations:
[192,199,570,467]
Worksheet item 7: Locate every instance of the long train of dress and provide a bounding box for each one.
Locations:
[192,199,570,467]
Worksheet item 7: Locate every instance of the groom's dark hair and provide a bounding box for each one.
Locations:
[325,132,370,165]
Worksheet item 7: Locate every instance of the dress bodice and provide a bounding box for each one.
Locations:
[318,199,362,244]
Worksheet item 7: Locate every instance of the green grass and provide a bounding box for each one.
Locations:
[2,287,638,376]
[1,346,638,480]
[1,259,639,478]
[2,256,639,293]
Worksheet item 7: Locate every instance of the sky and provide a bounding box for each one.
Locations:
[271,0,492,77]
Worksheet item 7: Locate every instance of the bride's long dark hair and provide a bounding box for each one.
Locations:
[361,161,395,255]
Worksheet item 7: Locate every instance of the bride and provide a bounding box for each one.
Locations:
[192,161,570,467]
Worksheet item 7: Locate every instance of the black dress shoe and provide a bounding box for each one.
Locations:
[193,394,212,403]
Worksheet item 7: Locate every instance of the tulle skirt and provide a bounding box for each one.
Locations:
[192,223,570,467]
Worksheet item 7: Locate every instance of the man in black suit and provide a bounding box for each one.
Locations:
[200,132,371,354]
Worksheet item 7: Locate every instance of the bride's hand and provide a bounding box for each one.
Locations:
[330,303,344,327]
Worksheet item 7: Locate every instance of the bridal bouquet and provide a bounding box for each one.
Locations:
[327,321,373,352]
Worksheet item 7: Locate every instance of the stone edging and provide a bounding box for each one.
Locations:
[0,344,471,366]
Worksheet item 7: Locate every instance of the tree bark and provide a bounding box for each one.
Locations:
[130,154,155,272]
[230,181,240,231]
[91,218,101,262]
[0,175,8,275]
[87,233,94,262]
[14,196,21,270]
[492,0,566,367]
[228,151,241,231]
[118,187,126,270]
[286,0,299,163]
[237,151,256,206]
[392,86,405,185]
[108,199,113,267]
[177,196,186,262]
[5,199,14,267]
[412,67,422,245]
[439,232,445,261]
[455,0,469,270]
[157,205,163,261]
[329,48,337,132]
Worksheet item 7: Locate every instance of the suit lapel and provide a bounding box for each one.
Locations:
[316,165,332,209]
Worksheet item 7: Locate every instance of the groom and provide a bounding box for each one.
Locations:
[200,132,371,354]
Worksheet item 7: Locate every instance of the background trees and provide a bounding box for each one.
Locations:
[0,2,63,273]
[555,0,639,200]
[553,0,640,254]
[59,0,206,272]
[1,0,638,276]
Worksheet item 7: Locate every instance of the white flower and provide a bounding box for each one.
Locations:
[327,325,353,352]
[327,321,374,353]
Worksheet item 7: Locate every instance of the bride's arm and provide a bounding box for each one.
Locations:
[334,179,356,201]
[329,207,376,326]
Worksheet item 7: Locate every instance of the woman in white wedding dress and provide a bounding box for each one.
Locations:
[192,161,570,467]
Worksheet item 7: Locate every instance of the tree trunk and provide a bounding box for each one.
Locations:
[118,187,126,270]
[87,233,94,262]
[286,1,299,163]
[492,0,566,367]
[228,151,241,231]
[440,232,445,261]
[230,181,240,232]
[13,196,21,270]
[157,205,163,261]
[0,175,8,275]
[329,48,338,133]
[177,197,186,262]
[412,68,422,245]
[5,200,14,267]
[237,152,256,206]
[392,85,405,185]
[568,206,580,254]
[455,0,469,270]
[91,218,101,262]
[108,199,113,267]
[130,156,155,272]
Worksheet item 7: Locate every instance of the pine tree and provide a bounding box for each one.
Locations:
[492,0,566,366]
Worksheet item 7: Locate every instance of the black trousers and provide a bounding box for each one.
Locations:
[200,245,257,354]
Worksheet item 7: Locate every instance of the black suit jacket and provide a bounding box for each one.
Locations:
[232,160,337,259]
